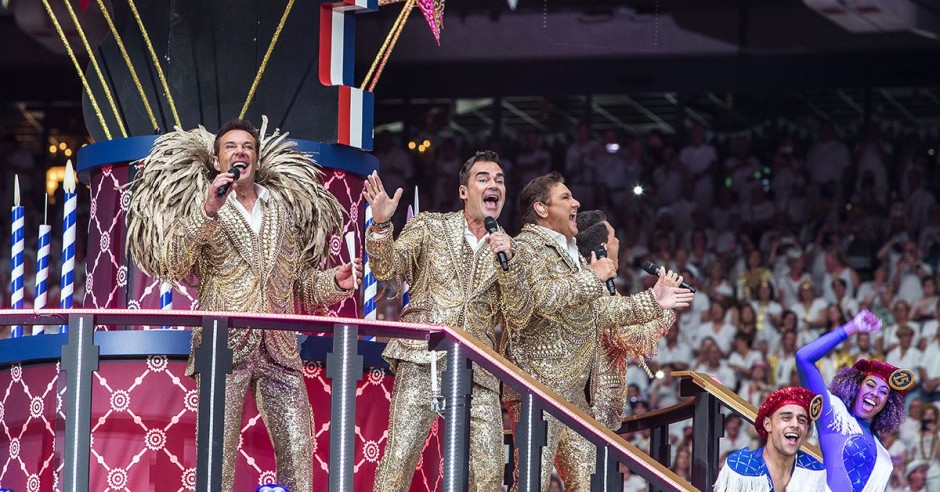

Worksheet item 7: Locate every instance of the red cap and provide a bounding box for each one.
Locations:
[755,387,819,439]
[853,359,915,393]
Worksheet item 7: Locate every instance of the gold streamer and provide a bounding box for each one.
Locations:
[126,0,181,127]
[95,0,159,132]
[239,0,296,119]
[39,0,112,139]
[368,0,414,92]
[61,0,127,137]
[361,0,414,90]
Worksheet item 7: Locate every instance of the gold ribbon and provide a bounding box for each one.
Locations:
[39,0,112,139]
[126,0,182,128]
[61,0,127,137]
[362,0,415,91]
[94,0,160,132]
[239,0,296,119]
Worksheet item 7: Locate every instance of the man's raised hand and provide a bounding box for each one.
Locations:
[652,266,695,309]
[362,172,403,224]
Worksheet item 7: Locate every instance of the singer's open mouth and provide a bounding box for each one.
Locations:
[232,161,248,171]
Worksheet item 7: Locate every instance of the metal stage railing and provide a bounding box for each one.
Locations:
[0,308,696,492]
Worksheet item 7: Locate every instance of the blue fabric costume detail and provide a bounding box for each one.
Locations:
[796,327,891,492]
[843,433,876,492]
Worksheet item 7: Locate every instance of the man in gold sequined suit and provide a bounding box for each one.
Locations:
[363,150,519,492]
[163,120,361,492]
[501,173,694,492]
[573,211,678,432]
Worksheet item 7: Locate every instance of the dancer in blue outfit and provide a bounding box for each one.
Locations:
[795,309,914,492]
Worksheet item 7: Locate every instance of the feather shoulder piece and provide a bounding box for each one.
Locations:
[126,124,215,278]
[254,117,344,267]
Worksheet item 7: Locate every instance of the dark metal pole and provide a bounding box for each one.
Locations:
[514,392,547,492]
[326,323,363,492]
[434,334,472,492]
[60,313,99,492]
[591,444,622,492]
[649,425,672,492]
[681,379,724,491]
[194,316,233,492]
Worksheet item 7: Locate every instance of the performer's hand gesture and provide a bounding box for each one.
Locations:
[334,258,364,290]
[652,267,695,309]
[845,309,882,336]
[485,231,514,261]
[204,170,239,217]
[362,171,403,223]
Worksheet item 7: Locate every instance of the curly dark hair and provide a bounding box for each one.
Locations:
[829,367,905,434]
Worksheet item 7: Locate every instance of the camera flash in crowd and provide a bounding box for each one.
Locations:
[633,185,644,196]
[655,370,665,379]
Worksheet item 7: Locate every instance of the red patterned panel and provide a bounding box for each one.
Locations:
[85,165,133,314]
[0,359,445,490]
[0,363,61,492]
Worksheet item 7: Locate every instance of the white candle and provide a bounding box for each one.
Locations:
[344,230,357,290]
[430,351,438,393]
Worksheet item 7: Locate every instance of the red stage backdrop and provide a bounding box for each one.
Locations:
[0,359,447,491]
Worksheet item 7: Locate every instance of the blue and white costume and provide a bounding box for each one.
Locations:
[714,447,826,491]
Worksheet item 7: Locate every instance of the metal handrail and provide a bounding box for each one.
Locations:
[0,309,696,491]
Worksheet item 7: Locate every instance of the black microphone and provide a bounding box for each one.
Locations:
[216,166,242,197]
[642,261,697,293]
[483,216,509,271]
[594,246,617,295]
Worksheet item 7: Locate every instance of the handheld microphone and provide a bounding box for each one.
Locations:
[483,216,509,271]
[594,246,617,295]
[642,261,697,293]
[216,166,242,197]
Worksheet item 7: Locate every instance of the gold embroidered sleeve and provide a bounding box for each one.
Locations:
[593,288,664,330]
[163,207,218,282]
[297,265,353,312]
[364,216,425,283]
[604,308,676,363]
[500,240,606,329]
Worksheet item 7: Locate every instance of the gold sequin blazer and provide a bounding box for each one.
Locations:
[501,224,665,410]
[165,199,353,376]
[365,211,521,393]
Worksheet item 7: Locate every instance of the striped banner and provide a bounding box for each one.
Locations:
[319,0,376,151]
[338,86,375,150]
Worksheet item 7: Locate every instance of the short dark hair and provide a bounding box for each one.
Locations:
[518,172,565,225]
[576,222,609,259]
[214,119,260,156]
[458,150,501,186]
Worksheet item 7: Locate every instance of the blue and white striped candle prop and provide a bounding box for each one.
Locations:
[33,195,51,335]
[60,160,77,334]
[10,175,25,338]
[363,203,376,322]
[159,281,173,329]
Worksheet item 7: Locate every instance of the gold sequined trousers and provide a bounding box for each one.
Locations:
[373,361,504,492]
[507,401,596,492]
[199,343,314,492]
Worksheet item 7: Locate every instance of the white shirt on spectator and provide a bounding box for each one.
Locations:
[884,346,923,374]
[694,360,737,391]
[806,139,850,185]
